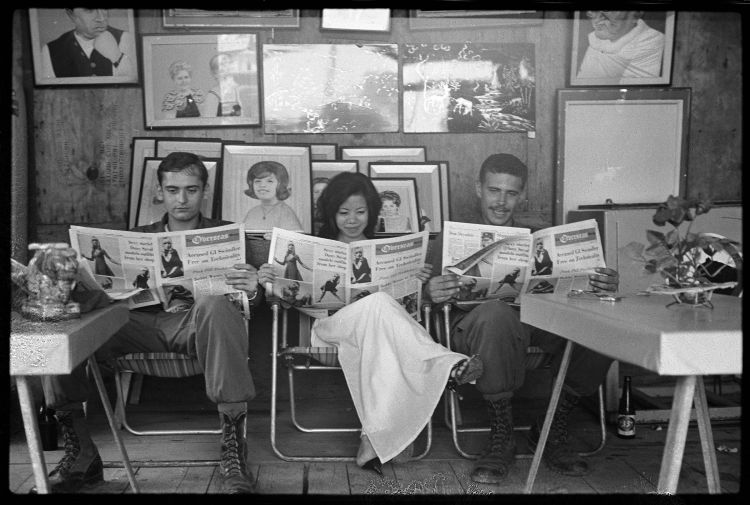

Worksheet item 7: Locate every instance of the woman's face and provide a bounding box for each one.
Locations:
[381,199,398,217]
[91,239,99,247]
[287,243,295,253]
[253,172,279,203]
[336,194,369,243]
[173,69,191,90]
[312,182,327,204]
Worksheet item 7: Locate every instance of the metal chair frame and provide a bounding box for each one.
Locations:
[269,299,432,462]
[425,303,607,460]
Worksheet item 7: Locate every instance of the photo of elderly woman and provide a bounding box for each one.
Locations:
[161,60,204,118]
[243,161,304,231]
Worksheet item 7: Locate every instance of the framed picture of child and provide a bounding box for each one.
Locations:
[370,178,421,236]
[221,144,313,235]
[135,158,220,227]
[369,162,444,235]
[141,33,260,128]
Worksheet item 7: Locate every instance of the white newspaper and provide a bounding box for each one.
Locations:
[69,223,250,317]
[441,219,606,304]
[267,227,429,319]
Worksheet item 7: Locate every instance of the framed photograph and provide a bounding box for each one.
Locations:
[340,146,426,173]
[402,42,535,133]
[409,10,543,30]
[162,9,300,29]
[369,162,444,234]
[128,137,157,229]
[556,88,690,225]
[142,33,260,128]
[262,44,399,134]
[155,138,224,158]
[310,143,338,161]
[310,161,357,234]
[371,178,421,236]
[321,9,391,33]
[221,144,313,234]
[135,158,220,227]
[436,161,453,222]
[570,11,676,86]
[29,8,139,86]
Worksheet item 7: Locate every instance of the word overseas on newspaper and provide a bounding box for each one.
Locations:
[69,223,251,316]
[267,227,429,319]
[441,219,605,303]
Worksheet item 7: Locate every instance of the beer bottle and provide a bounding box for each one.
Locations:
[38,403,58,451]
[616,375,636,439]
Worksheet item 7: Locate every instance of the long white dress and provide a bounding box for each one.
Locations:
[310,291,467,463]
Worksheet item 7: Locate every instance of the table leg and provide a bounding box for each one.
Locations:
[693,376,721,493]
[524,340,573,494]
[87,357,140,493]
[15,376,50,494]
[657,375,696,494]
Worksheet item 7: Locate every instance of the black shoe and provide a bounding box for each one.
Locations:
[219,412,256,494]
[527,389,589,477]
[470,397,515,484]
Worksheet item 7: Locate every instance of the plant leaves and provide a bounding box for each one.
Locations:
[645,229,666,246]
[621,242,646,261]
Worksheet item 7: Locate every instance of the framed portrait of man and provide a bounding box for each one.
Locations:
[29,8,139,86]
[570,11,676,86]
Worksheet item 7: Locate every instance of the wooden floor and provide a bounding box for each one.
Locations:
[8,372,741,496]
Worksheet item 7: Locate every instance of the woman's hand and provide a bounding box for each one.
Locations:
[258,263,276,287]
[225,264,259,296]
[416,263,433,284]
[588,267,619,292]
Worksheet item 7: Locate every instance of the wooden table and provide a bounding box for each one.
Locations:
[519,293,741,494]
[10,303,140,494]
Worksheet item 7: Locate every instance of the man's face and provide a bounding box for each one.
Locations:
[475,172,525,226]
[157,171,206,225]
[587,11,640,42]
[67,9,109,40]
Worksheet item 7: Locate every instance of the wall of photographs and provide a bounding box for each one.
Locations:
[21,9,743,244]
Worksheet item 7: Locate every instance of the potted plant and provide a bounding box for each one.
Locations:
[623,195,741,307]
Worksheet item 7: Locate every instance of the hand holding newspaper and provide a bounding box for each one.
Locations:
[441,219,606,305]
[266,227,429,319]
[69,223,252,318]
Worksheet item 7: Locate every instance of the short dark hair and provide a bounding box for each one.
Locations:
[244,161,291,200]
[379,190,401,207]
[157,152,208,186]
[316,172,381,240]
[478,154,528,188]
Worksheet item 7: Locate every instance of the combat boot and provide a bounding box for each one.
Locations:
[527,388,589,476]
[219,411,256,494]
[470,397,516,484]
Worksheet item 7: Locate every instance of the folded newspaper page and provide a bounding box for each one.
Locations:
[441,219,606,304]
[267,227,429,319]
[69,223,251,318]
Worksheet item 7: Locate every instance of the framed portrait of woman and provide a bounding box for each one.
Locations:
[221,144,313,235]
[29,8,139,86]
[141,33,260,128]
[370,178,421,236]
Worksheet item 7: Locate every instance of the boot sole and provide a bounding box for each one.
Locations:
[526,438,590,477]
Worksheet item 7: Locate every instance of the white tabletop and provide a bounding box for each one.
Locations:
[11,303,130,376]
[520,293,742,376]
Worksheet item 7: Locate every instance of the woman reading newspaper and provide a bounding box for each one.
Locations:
[258,172,483,475]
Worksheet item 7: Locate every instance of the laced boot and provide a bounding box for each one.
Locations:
[470,397,516,484]
[37,409,103,493]
[219,411,256,494]
[527,389,589,476]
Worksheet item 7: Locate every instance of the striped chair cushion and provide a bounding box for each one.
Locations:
[279,346,340,367]
[114,352,203,378]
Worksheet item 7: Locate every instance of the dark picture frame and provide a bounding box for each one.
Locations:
[142,33,260,128]
[570,11,676,86]
[162,9,300,29]
[127,137,157,229]
[408,10,543,30]
[371,178,421,236]
[29,8,139,86]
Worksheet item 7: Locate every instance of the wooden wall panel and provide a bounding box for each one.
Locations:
[26,9,742,243]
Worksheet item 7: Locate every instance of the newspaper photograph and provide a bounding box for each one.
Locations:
[441,219,605,304]
[267,227,429,319]
[69,223,251,317]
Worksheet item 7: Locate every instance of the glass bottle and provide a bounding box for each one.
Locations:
[616,375,636,439]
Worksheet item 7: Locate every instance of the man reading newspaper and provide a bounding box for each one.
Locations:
[40,152,261,494]
[425,153,620,484]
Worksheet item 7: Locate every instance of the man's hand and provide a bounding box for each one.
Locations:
[426,273,462,304]
[225,263,259,296]
[94,31,122,63]
[588,267,619,292]
[416,263,433,284]
[257,263,276,288]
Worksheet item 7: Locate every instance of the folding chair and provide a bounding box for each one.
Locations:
[424,302,607,460]
[269,296,433,462]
